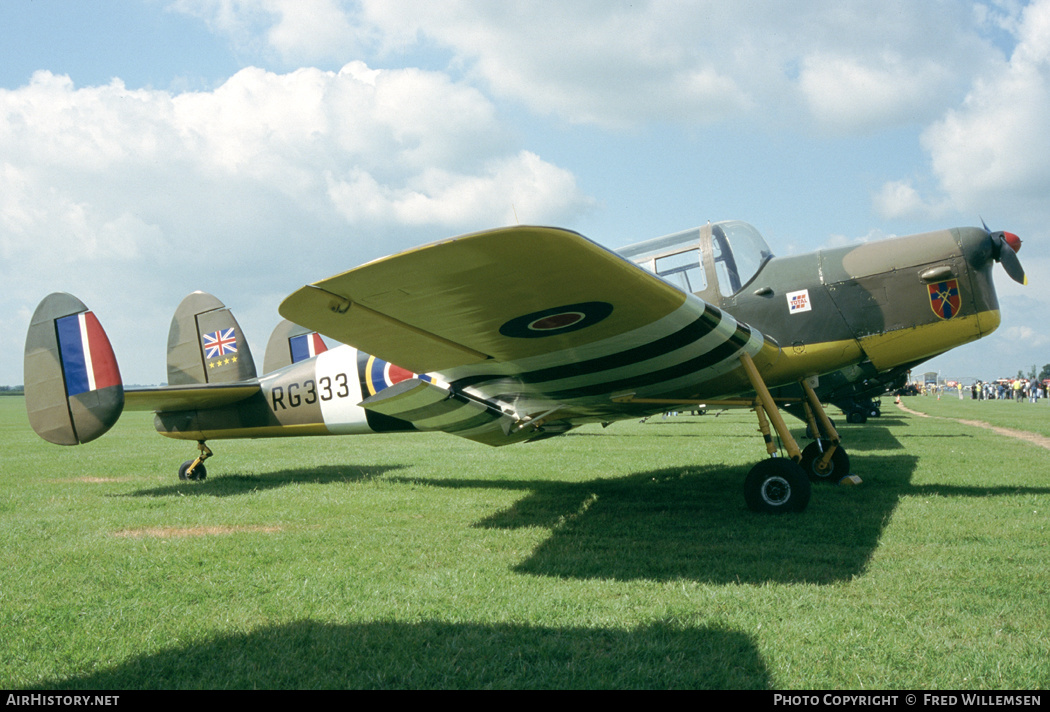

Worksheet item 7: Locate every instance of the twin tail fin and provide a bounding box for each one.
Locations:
[167,291,257,385]
[24,293,124,445]
[25,290,261,446]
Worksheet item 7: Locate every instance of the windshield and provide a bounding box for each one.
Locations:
[711,221,773,295]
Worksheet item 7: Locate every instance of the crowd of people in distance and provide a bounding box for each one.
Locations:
[912,378,1048,403]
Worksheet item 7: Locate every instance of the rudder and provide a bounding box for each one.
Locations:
[24,293,124,445]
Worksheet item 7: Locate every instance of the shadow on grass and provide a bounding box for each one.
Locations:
[385,451,918,585]
[467,445,1050,585]
[121,464,406,498]
[36,620,770,690]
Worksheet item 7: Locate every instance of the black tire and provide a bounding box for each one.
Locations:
[178,460,207,481]
[800,440,850,483]
[744,459,811,513]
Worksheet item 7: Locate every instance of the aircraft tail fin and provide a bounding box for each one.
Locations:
[24,293,125,445]
[262,319,328,373]
[167,292,257,385]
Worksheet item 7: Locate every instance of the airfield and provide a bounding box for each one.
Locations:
[1,394,1047,689]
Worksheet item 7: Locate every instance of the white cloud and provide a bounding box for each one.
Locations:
[0,62,591,383]
[920,0,1050,212]
[170,1,1001,133]
[326,151,584,227]
[868,0,1050,229]
[169,0,364,65]
[873,180,952,221]
[797,53,956,132]
[354,0,758,129]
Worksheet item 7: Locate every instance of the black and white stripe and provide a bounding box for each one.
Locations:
[359,295,776,444]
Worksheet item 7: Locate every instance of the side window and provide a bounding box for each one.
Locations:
[654,248,706,293]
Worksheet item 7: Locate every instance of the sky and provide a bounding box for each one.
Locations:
[1,0,1048,386]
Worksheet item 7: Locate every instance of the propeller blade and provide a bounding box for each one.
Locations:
[980,220,1027,285]
[998,240,1027,285]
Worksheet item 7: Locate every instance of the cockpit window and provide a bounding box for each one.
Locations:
[618,221,772,297]
[711,220,773,295]
[619,227,707,294]
[654,249,705,293]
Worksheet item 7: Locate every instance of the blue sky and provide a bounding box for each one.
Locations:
[2,0,1048,385]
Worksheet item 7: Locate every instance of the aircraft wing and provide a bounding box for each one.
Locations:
[280,225,779,440]
[282,226,696,373]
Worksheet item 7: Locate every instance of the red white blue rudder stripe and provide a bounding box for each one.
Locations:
[55,312,122,396]
[24,293,125,445]
[290,332,327,363]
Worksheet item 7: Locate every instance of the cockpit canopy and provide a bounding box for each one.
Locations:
[618,220,774,297]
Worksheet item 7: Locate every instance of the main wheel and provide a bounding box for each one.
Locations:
[744,459,811,513]
[178,460,207,481]
[800,440,849,483]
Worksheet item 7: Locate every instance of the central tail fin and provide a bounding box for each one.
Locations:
[24,293,124,445]
[262,319,328,373]
[167,292,257,385]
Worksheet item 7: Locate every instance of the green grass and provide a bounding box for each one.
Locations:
[896,393,1050,437]
[1,397,1048,689]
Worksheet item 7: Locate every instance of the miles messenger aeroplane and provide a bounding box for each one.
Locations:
[23,220,1025,513]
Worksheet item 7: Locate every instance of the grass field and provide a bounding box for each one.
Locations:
[1,394,1048,689]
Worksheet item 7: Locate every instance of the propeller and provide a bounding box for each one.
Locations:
[981,218,1026,285]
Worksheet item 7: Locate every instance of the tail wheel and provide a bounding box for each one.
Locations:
[744,459,811,513]
[178,460,207,481]
[800,440,850,483]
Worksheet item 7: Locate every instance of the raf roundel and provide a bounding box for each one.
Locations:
[499,301,614,339]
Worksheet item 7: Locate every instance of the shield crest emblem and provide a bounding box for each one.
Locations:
[928,279,961,320]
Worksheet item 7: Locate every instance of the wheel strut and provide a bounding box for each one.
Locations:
[739,353,801,462]
[798,380,853,483]
[178,441,212,481]
[739,353,809,513]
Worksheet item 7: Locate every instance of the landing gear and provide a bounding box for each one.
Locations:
[739,353,808,513]
[798,380,851,484]
[615,354,857,512]
[178,460,207,481]
[178,441,212,481]
[800,439,849,482]
[744,458,811,513]
[738,354,854,510]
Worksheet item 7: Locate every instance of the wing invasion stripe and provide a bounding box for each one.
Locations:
[386,393,502,432]
[529,323,754,401]
[451,304,726,391]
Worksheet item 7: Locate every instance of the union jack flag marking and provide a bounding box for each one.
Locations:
[203,328,238,358]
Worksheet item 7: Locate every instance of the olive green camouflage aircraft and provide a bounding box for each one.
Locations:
[23,220,1025,513]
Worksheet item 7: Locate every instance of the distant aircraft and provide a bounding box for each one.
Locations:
[24,220,1024,513]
